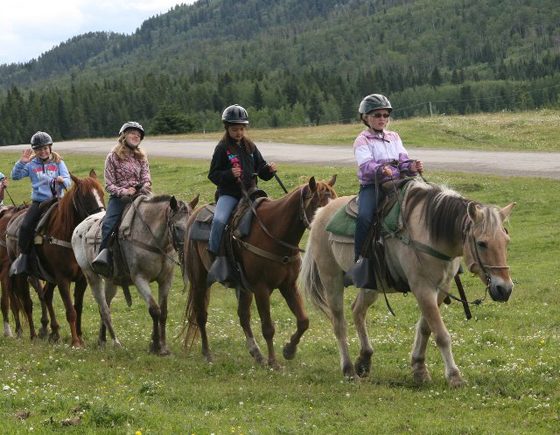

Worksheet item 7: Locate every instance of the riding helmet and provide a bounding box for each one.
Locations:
[221,104,249,125]
[30,131,53,149]
[119,121,145,139]
[358,94,393,115]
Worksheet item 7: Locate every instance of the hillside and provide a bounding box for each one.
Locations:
[1,0,559,145]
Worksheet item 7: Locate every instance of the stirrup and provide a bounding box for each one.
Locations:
[91,249,112,277]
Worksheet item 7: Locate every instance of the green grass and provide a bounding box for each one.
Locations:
[0,152,559,434]
[164,109,560,152]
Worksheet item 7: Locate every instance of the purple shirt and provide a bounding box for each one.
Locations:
[353,129,417,185]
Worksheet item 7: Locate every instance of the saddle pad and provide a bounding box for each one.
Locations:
[325,200,357,237]
[84,212,104,246]
[190,204,216,241]
[119,196,148,239]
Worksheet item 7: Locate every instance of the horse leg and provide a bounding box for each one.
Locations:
[252,287,280,370]
[134,276,163,355]
[56,280,82,348]
[191,279,213,362]
[29,278,50,339]
[411,315,432,384]
[73,276,87,345]
[1,271,13,337]
[93,278,120,347]
[13,275,38,341]
[414,290,464,387]
[237,289,265,366]
[278,283,309,361]
[155,278,171,356]
[351,289,379,377]
[42,282,60,342]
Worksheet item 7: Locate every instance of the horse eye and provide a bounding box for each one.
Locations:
[503,227,509,235]
[477,241,487,249]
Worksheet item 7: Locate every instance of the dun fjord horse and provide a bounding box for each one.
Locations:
[72,194,197,354]
[6,170,105,347]
[300,179,514,387]
[182,176,337,369]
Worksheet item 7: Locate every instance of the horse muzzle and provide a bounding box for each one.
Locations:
[488,276,513,302]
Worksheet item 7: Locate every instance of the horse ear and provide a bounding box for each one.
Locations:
[499,202,516,221]
[70,173,79,184]
[170,196,178,210]
[89,169,97,178]
[189,194,200,210]
[467,201,482,223]
[309,176,317,192]
[328,174,337,187]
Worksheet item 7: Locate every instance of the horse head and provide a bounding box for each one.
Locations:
[168,194,199,258]
[463,201,515,302]
[300,175,337,228]
[68,169,106,220]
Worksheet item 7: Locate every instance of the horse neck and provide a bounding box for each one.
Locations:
[135,201,171,245]
[48,195,83,239]
[262,188,307,245]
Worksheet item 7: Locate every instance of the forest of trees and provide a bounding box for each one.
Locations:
[0,0,559,145]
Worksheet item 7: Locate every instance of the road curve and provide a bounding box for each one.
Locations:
[1,138,559,179]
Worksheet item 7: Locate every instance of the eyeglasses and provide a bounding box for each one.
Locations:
[370,113,390,119]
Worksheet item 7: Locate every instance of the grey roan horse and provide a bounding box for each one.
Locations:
[300,179,515,386]
[72,194,198,354]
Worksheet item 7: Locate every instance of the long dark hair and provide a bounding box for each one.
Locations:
[222,125,256,154]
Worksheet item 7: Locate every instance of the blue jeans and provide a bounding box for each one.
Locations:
[99,196,128,251]
[18,201,42,254]
[208,195,239,255]
[354,184,384,260]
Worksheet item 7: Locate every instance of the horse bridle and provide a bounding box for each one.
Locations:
[462,213,510,289]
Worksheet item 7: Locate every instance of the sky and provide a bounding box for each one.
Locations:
[0,0,197,65]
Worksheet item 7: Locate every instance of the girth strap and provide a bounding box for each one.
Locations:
[233,235,300,264]
[394,233,453,261]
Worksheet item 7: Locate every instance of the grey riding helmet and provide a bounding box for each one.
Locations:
[358,94,393,115]
[30,131,53,149]
[119,121,145,139]
[222,104,249,125]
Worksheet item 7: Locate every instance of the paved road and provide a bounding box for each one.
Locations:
[2,138,559,179]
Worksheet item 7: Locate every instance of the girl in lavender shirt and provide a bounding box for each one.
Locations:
[353,94,423,262]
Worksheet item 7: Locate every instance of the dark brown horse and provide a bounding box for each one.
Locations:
[0,204,53,339]
[182,176,337,368]
[6,170,105,347]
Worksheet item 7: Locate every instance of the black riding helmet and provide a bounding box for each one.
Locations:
[222,104,249,125]
[119,121,145,139]
[30,131,53,149]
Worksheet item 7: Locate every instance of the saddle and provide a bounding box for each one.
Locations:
[326,178,416,292]
[86,196,147,280]
[191,196,269,289]
[6,199,59,282]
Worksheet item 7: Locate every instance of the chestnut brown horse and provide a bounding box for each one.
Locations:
[181,176,337,368]
[6,170,105,347]
[300,179,515,386]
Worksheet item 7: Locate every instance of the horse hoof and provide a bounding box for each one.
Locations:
[159,348,171,356]
[343,363,356,380]
[447,372,465,388]
[282,343,297,360]
[354,360,371,378]
[268,360,282,371]
[413,369,432,385]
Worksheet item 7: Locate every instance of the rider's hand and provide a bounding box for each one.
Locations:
[383,166,393,177]
[125,187,137,195]
[20,149,33,163]
[268,162,277,173]
[55,176,65,185]
[232,167,242,178]
[413,160,424,173]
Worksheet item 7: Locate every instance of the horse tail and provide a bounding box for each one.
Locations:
[300,236,332,320]
[178,240,202,350]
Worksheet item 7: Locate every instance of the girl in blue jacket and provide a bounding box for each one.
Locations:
[9,131,71,275]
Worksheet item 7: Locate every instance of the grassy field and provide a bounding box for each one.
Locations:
[0,151,559,434]
[165,109,560,152]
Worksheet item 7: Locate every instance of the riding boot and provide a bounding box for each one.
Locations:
[92,248,113,277]
[9,253,29,276]
[207,256,235,288]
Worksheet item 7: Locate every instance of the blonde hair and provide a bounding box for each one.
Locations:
[30,150,63,163]
[111,134,147,160]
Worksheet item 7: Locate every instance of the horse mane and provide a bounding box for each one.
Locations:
[145,194,173,203]
[54,176,103,236]
[403,181,472,243]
